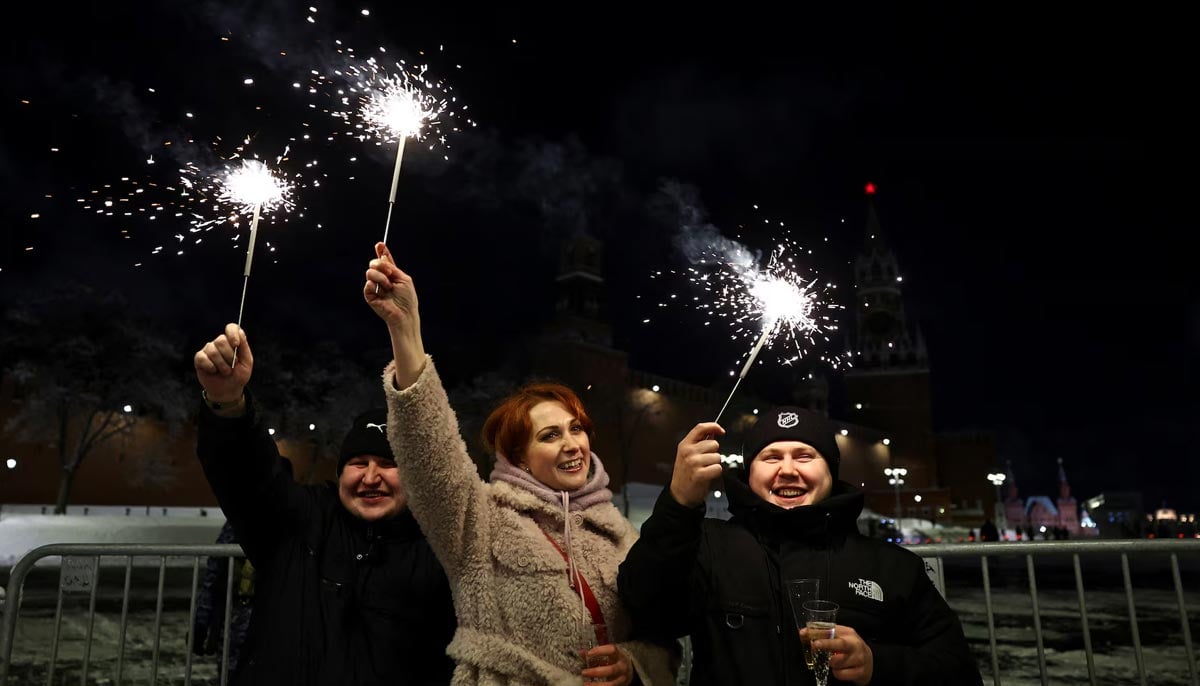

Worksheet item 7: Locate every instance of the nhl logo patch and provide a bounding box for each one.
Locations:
[777,412,799,429]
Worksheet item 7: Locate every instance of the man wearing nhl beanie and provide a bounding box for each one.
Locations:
[618,405,981,686]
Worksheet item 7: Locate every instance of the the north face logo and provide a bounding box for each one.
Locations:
[849,578,883,602]
[777,412,799,428]
[366,422,387,433]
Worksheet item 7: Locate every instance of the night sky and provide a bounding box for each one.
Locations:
[3,4,1193,509]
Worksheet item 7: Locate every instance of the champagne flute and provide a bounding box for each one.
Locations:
[803,600,839,686]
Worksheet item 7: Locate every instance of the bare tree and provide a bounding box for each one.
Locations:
[1,285,190,513]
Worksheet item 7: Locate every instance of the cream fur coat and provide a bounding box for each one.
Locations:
[382,358,675,686]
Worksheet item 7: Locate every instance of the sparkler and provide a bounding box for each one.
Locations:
[661,238,844,424]
[713,266,823,423]
[360,72,442,247]
[215,159,294,333]
[347,68,446,291]
[72,130,310,269]
[51,15,472,263]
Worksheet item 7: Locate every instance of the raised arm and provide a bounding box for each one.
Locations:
[193,325,311,564]
[619,422,725,639]
[366,243,490,573]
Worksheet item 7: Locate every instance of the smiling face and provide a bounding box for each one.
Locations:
[747,441,833,509]
[337,454,407,521]
[518,400,592,492]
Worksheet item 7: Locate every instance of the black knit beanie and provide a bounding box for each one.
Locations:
[337,408,393,474]
[742,406,840,480]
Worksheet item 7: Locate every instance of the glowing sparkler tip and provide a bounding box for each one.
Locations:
[218,160,294,214]
[361,73,445,140]
[749,275,815,333]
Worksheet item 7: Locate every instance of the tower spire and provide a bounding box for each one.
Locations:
[1005,460,1019,501]
[851,182,927,371]
[864,182,883,244]
[1057,457,1071,501]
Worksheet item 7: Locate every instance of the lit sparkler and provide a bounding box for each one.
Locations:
[656,238,846,424]
[215,158,295,332]
[49,9,471,267]
[73,131,309,268]
[359,71,445,248]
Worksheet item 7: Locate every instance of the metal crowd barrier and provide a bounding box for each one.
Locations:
[912,539,1198,686]
[1,540,1197,685]
[1,544,244,686]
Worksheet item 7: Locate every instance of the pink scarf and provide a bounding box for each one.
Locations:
[488,451,614,511]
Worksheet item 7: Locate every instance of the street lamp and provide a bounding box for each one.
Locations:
[884,467,908,540]
[986,472,1008,536]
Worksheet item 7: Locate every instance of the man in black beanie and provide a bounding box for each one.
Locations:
[193,323,455,686]
[619,406,981,686]
[336,408,408,521]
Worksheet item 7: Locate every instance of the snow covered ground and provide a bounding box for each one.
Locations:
[5,570,1195,685]
[946,584,1199,685]
[0,511,224,568]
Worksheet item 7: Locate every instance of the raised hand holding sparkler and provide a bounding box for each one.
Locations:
[669,422,727,508]
[364,242,426,389]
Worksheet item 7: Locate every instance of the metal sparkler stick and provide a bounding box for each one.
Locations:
[714,326,772,424]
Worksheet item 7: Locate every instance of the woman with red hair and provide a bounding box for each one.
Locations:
[363,243,674,686]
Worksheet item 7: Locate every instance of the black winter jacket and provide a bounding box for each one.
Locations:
[197,397,456,686]
[618,474,981,686]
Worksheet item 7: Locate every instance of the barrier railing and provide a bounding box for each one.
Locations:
[2,540,1197,685]
[911,539,1198,686]
[2,544,244,686]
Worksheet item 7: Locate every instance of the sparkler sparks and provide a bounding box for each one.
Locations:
[360,73,444,140]
[216,159,294,217]
[318,57,463,152]
[28,5,472,267]
[673,238,844,369]
[650,235,847,423]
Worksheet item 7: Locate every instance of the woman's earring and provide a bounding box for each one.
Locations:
[520,463,531,473]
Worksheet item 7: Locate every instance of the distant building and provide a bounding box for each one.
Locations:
[1084,492,1145,539]
[1002,459,1091,538]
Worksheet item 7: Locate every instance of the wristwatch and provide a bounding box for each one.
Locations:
[202,390,243,411]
